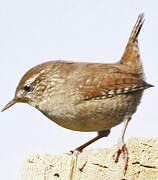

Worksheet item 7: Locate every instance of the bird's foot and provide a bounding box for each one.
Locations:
[113,144,128,163]
[113,139,128,176]
[67,149,82,156]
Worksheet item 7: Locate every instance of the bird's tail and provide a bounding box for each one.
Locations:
[120,13,145,75]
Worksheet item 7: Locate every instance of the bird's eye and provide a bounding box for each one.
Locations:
[24,84,31,92]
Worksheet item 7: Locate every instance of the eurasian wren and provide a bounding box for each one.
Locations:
[2,14,153,164]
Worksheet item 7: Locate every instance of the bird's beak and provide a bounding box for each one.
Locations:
[1,98,17,112]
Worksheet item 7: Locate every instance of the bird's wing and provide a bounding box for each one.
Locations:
[77,73,152,101]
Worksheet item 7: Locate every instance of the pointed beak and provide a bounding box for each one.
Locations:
[1,98,17,112]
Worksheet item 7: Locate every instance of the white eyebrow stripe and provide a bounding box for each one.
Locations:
[25,69,45,85]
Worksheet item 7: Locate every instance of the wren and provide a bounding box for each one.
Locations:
[2,14,153,168]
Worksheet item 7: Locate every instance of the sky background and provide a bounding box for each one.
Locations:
[0,0,157,179]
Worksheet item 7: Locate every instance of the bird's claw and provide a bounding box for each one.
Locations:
[67,149,82,156]
[113,142,128,176]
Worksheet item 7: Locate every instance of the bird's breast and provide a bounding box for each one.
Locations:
[38,91,143,132]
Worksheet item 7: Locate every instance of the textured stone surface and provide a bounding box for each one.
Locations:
[20,137,158,180]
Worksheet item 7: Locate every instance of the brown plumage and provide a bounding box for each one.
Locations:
[2,13,153,173]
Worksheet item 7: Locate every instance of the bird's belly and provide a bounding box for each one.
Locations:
[41,93,143,132]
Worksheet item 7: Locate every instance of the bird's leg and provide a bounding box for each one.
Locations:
[113,116,131,175]
[69,129,110,155]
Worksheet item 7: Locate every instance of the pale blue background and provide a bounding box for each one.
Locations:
[0,0,157,179]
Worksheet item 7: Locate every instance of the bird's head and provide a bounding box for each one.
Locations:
[1,62,51,112]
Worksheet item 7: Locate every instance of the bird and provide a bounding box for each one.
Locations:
[2,13,153,168]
